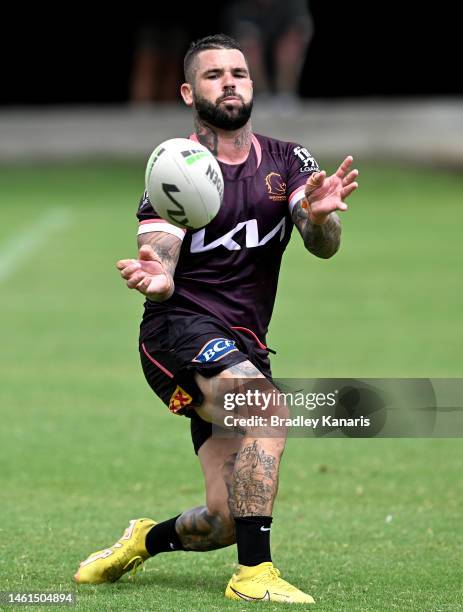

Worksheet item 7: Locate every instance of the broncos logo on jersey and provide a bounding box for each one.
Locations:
[265,172,287,202]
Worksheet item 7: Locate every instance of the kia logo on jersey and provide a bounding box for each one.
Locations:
[192,338,238,363]
[190,217,286,253]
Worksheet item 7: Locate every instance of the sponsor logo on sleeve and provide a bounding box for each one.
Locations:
[138,190,152,212]
[293,146,319,173]
[168,385,193,413]
[265,172,287,201]
[192,338,238,363]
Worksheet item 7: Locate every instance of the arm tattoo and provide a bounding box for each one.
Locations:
[137,231,182,279]
[230,440,279,516]
[291,199,341,259]
[194,116,219,156]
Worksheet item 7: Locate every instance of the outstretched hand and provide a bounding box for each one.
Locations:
[116,244,173,301]
[304,156,358,225]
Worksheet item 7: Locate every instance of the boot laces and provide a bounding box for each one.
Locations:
[123,556,145,579]
[255,566,298,592]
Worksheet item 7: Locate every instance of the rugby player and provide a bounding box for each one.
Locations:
[75,34,358,604]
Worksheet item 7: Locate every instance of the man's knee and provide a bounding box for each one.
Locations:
[194,360,289,432]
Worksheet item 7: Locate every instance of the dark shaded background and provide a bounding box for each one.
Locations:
[1,2,459,106]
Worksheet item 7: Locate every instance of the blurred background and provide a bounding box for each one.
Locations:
[1,1,462,163]
[1,2,462,609]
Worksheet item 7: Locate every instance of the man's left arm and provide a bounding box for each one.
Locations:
[291,200,342,259]
[291,156,358,259]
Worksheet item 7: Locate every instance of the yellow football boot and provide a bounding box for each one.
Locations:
[225,562,315,604]
[74,518,156,584]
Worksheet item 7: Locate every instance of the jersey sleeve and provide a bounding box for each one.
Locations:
[285,143,320,215]
[136,190,186,240]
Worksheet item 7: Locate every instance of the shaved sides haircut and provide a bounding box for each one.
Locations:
[183,34,246,84]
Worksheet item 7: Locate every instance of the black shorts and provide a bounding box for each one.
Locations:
[139,311,273,454]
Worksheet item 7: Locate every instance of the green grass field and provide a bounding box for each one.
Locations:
[1,160,462,611]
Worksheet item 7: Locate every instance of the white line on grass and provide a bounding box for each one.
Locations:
[0,208,72,282]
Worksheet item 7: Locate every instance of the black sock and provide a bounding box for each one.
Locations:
[145,515,185,556]
[234,516,273,566]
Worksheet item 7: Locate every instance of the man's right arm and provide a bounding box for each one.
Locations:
[116,231,182,302]
[137,230,182,280]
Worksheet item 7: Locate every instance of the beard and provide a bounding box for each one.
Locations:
[193,90,253,130]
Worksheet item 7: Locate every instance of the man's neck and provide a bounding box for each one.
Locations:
[194,116,252,164]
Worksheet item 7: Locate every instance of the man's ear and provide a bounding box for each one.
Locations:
[180,83,193,107]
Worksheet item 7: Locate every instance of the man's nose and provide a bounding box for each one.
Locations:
[222,72,236,89]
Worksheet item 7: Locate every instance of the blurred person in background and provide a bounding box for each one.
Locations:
[222,0,312,107]
[130,6,221,104]
[130,19,189,103]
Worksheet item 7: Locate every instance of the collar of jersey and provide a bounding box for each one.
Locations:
[189,133,261,180]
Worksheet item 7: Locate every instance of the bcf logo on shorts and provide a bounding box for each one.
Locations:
[192,338,238,363]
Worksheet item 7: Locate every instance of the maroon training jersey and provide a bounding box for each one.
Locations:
[136,133,319,345]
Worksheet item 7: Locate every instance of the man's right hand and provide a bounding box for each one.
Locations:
[116,244,174,302]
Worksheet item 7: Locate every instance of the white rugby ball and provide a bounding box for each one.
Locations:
[145,138,224,230]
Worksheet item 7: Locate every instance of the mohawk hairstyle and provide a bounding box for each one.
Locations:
[183,34,246,83]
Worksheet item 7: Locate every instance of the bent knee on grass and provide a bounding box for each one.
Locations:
[177,506,235,550]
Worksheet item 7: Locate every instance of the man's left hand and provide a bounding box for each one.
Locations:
[304,156,358,225]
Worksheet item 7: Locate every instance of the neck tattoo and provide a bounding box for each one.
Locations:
[194,115,252,157]
[194,116,219,157]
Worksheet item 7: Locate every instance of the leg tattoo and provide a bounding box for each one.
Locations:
[175,451,238,551]
[176,506,234,551]
[230,440,281,517]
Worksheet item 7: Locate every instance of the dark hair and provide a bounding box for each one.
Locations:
[183,34,245,83]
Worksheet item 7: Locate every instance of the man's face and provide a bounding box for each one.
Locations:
[184,48,253,130]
